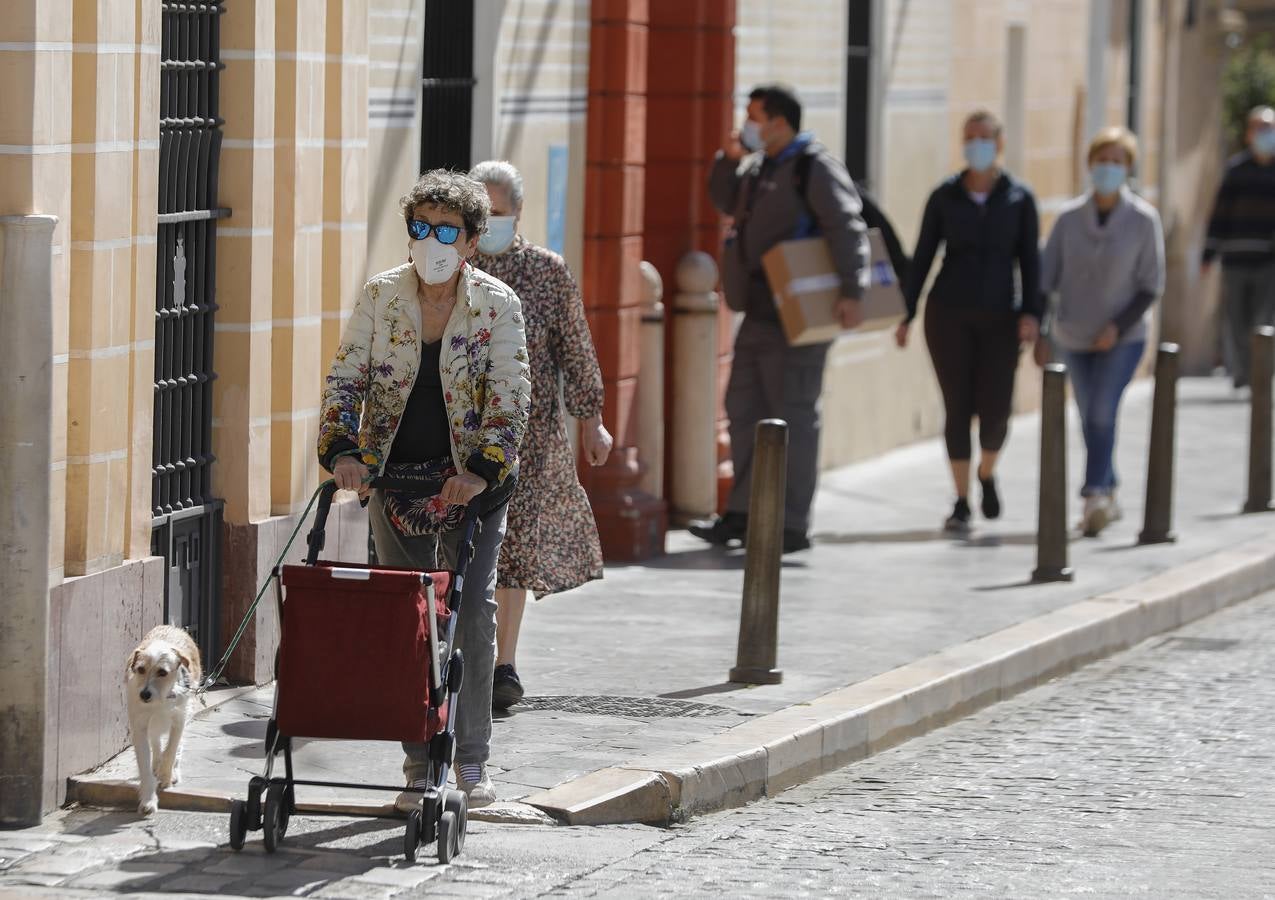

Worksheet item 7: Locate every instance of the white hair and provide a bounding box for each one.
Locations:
[469,159,524,210]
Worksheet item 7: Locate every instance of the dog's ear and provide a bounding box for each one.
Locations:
[175,649,192,676]
[126,649,142,673]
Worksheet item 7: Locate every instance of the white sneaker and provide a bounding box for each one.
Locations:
[1081,495,1110,537]
[394,777,429,814]
[1107,490,1123,522]
[454,764,496,808]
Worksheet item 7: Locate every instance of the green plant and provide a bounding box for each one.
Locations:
[1223,34,1275,152]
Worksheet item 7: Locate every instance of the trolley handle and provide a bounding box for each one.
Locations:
[303,477,486,566]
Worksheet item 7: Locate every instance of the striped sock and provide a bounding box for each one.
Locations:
[458,763,483,785]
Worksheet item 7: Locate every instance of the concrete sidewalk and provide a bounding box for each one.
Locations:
[70,376,1275,826]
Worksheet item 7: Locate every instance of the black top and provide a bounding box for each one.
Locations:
[388,340,451,464]
[903,171,1042,323]
[1204,150,1275,267]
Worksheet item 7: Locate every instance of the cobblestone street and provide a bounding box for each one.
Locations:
[5,591,1275,898]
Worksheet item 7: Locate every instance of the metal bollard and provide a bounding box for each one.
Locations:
[1139,343,1180,544]
[729,420,787,685]
[1032,364,1074,582]
[1244,326,1275,513]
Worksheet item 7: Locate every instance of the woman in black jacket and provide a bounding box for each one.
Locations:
[896,110,1042,532]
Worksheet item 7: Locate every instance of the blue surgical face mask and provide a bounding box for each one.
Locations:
[1254,128,1275,158]
[478,215,517,255]
[1090,162,1128,197]
[740,119,764,152]
[963,138,998,172]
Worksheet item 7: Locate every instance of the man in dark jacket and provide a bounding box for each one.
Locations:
[691,83,868,553]
[1204,105,1275,388]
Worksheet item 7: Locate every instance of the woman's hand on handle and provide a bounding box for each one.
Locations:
[1018,315,1041,344]
[441,472,488,506]
[894,321,910,349]
[332,456,371,500]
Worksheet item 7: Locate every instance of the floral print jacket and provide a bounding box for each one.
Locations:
[318,262,531,489]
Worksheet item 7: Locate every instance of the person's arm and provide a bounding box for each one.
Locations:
[1112,209,1167,335]
[463,290,533,489]
[708,152,745,216]
[903,189,943,323]
[1037,215,1064,335]
[1203,172,1231,266]
[1016,189,1043,321]
[805,154,868,300]
[317,282,375,472]
[856,182,911,286]
[550,258,604,420]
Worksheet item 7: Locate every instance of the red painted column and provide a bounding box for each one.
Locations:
[582,0,666,561]
[641,1,736,509]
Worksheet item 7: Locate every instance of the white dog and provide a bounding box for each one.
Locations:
[125,625,202,815]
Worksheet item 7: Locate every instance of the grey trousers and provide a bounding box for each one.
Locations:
[724,317,829,534]
[368,490,505,778]
[1222,263,1275,388]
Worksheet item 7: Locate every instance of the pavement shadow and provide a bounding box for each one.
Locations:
[659,682,752,701]
[957,531,1037,548]
[96,817,420,895]
[219,718,317,759]
[812,529,948,545]
[623,548,809,571]
[972,577,1071,592]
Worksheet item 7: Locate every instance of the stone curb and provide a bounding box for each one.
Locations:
[65,778,556,826]
[521,534,1275,825]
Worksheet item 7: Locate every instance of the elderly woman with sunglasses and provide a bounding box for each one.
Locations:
[317,170,531,809]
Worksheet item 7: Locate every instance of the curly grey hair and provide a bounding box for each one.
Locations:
[400,169,491,237]
[469,160,525,211]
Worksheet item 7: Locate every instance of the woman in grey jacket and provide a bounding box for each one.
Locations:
[1038,127,1165,536]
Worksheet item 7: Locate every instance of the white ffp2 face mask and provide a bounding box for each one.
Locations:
[478,216,517,255]
[412,237,461,284]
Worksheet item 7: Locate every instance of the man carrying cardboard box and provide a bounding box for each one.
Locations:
[691,83,868,554]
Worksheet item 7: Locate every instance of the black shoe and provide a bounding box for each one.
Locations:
[492,664,524,711]
[979,476,1001,520]
[944,498,972,533]
[782,530,812,554]
[688,512,748,546]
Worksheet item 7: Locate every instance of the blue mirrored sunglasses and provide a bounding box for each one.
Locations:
[406,218,462,244]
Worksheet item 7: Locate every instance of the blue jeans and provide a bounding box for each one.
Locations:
[1062,341,1145,497]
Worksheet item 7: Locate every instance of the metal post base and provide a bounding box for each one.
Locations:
[1137,529,1177,545]
[729,666,783,685]
[1031,566,1074,583]
[1242,501,1275,514]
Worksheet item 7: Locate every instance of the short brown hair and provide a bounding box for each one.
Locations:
[964,109,1003,137]
[1087,126,1139,167]
[400,169,491,237]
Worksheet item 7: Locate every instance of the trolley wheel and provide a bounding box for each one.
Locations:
[404,809,422,863]
[228,799,248,851]
[437,811,458,864]
[262,783,288,853]
[421,791,440,845]
[447,650,464,694]
[246,776,267,828]
[443,789,467,856]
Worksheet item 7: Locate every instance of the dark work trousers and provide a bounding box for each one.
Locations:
[923,302,1021,462]
[724,317,830,535]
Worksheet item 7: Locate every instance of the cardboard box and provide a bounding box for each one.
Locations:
[762,228,905,346]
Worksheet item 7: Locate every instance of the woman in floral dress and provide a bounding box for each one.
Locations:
[470,160,612,710]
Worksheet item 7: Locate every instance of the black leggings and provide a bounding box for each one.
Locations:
[924,303,1020,461]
